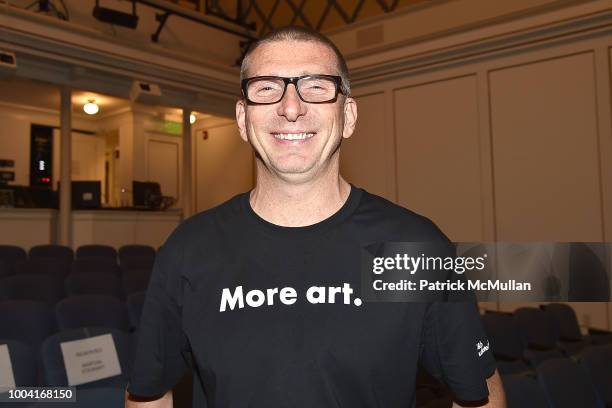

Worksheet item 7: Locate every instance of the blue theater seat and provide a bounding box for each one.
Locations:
[513,307,564,367]
[27,387,125,408]
[29,245,74,264]
[537,358,602,408]
[118,245,155,265]
[0,245,26,277]
[64,272,124,299]
[71,258,120,276]
[502,374,549,408]
[0,339,38,386]
[481,312,530,375]
[580,344,612,406]
[0,274,64,304]
[40,327,131,389]
[0,300,56,351]
[55,295,130,331]
[75,245,117,261]
[541,303,591,355]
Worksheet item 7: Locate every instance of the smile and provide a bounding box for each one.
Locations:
[271,132,315,141]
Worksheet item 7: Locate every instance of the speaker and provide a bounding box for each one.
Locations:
[129,81,162,103]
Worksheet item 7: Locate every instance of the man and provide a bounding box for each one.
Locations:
[126,26,506,407]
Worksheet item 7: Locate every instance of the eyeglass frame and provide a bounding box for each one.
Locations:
[241,74,345,105]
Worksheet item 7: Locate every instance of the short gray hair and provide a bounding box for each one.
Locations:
[240,26,351,97]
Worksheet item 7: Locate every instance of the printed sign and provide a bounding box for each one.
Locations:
[60,334,121,386]
[0,344,16,393]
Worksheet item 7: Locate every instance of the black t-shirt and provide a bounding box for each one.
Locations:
[127,185,496,407]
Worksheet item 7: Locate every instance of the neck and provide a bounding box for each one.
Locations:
[249,155,351,227]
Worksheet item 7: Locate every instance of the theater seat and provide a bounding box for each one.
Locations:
[0,339,38,386]
[481,312,530,375]
[513,308,564,367]
[542,303,591,355]
[502,374,549,408]
[580,344,612,406]
[27,387,126,408]
[64,272,124,299]
[0,274,64,304]
[75,245,117,261]
[118,245,155,264]
[55,295,130,331]
[29,245,74,265]
[71,258,120,276]
[0,245,26,277]
[536,358,601,408]
[40,327,131,389]
[0,300,56,351]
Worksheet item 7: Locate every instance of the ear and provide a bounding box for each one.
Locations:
[236,99,248,143]
[342,97,358,139]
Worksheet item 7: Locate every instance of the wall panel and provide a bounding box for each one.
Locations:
[394,75,484,241]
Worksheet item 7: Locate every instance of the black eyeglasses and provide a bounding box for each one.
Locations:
[241,75,344,105]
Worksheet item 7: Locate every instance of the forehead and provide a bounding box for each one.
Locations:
[246,40,338,77]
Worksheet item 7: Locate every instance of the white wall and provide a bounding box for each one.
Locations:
[194,117,254,212]
[337,2,612,329]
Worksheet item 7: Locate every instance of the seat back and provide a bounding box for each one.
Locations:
[0,274,64,304]
[537,358,602,408]
[64,273,124,299]
[580,344,612,406]
[41,327,131,389]
[0,339,38,386]
[502,374,549,408]
[75,245,117,261]
[118,245,155,264]
[0,300,56,350]
[29,245,74,264]
[0,245,26,276]
[513,307,558,349]
[481,312,524,360]
[55,295,130,331]
[543,303,582,341]
[71,258,120,276]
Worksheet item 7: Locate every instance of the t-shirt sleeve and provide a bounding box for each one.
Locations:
[419,301,497,402]
[126,241,192,397]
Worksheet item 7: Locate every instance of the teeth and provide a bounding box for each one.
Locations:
[273,132,315,140]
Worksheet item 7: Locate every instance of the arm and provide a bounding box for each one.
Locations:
[125,389,173,408]
[452,369,507,408]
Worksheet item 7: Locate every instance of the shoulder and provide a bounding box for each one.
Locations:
[355,187,451,243]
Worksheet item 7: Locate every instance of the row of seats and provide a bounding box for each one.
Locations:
[501,350,612,408]
[0,295,144,351]
[0,268,151,303]
[1,328,132,408]
[482,304,612,375]
[0,244,157,277]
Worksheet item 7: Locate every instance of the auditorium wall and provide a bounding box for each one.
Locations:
[333,0,612,329]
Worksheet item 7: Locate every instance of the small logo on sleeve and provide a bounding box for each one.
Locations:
[476,340,490,357]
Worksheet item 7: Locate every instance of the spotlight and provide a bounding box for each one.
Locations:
[190,113,196,124]
[93,0,138,29]
[83,99,99,115]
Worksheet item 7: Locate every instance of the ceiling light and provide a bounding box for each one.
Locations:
[190,113,196,124]
[83,99,99,115]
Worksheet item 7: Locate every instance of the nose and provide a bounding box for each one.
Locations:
[276,83,307,121]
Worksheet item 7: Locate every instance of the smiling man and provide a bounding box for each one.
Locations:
[126,26,506,408]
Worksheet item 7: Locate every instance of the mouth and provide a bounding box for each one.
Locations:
[270,132,316,144]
